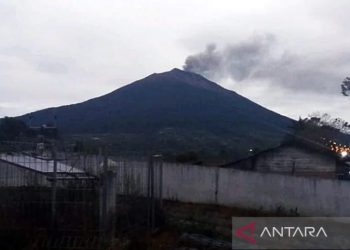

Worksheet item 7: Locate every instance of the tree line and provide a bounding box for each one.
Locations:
[0,117,58,141]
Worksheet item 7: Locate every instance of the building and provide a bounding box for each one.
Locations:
[0,153,93,187]
[222,143,348,179]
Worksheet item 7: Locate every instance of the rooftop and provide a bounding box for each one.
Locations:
[0,154,84,174]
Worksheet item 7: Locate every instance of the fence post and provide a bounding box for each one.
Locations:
[147,156,155,231]
[154,155,163,209]
[99,151,107,246]
[99,149,116,247]
[51,143,57,229]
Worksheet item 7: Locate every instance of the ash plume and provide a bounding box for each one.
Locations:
[183,34,275,82]
[183,34,343,93]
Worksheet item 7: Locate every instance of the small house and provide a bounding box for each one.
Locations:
[222,143,348,179]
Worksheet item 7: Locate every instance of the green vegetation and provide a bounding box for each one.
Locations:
[0,117,30,141]
[285,113,350,149]
[0,117,58,142]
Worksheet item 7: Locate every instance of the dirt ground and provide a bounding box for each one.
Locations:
[110,200,298,250]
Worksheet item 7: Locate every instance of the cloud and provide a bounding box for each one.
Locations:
[1,0,350,122]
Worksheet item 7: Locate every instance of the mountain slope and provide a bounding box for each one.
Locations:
[20,68,294,161]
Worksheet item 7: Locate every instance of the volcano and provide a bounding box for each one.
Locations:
[20,68,294,162]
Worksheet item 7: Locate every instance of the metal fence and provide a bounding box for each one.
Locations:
[109,156,164,233]
[0,141,163,250]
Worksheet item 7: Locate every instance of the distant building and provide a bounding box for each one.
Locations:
[0,154,93,187]
[34,126,58,138]
[222,143,348,179]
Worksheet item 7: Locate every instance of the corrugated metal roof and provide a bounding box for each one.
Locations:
[0,154,84,174]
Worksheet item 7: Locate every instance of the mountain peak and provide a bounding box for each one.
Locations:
[169,67,184,73]
[153,68,225,93]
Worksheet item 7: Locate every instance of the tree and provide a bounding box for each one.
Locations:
[286,113,350,150]
[305,112,350,134]
[0,117,29,141]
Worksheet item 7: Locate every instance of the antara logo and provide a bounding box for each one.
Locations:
[234,222,327,245]
[235,221,257,244]
[260,226,328,238]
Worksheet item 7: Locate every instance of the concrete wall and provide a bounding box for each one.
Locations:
[114,162,350,216]
[113,161,149,196]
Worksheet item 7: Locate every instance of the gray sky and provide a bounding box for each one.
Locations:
[1,0,349,120]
